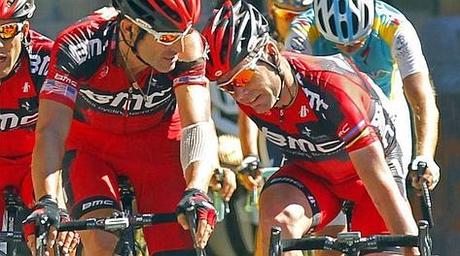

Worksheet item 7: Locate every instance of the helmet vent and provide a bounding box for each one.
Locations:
[326,0,333,10]
[338,0,346,14]
[156,0,181,23]
[364,5,370,26]
[317,9,327,34]
[340,21,348,38]
[328,16,337,36]
[352,14,358,34]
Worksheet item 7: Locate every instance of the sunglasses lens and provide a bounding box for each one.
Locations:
[158,33,181,44]
[232,69,255,87]
[0,23,19,39]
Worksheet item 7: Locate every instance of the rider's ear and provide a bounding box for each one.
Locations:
[120,19,136,43]
[265,41,280,65]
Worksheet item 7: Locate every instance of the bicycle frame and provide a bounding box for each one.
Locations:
[116,176,137,256]
[1,186,30,256]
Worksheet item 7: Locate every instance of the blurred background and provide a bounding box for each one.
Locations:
[30,0,460,255]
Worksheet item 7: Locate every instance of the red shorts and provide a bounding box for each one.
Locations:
[265,163,388,236]
[0,155,35,227]
[63,113,195,254]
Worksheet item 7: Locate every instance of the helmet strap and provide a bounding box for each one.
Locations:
[264,43,291,108]
[119,26,151,67]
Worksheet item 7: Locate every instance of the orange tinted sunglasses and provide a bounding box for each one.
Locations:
[0,22,24,40]
[218,68,256,93]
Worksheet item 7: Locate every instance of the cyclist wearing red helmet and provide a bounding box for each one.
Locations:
[30,0,217,255]
[0,0,79,254]
[204,1,419,255]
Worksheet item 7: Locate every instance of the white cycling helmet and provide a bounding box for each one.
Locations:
[314,0,374,44]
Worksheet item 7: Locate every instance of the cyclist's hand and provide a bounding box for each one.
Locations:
[176,188,216,249]
[24,195,60,256]
[210,168,237,201]
[237,155,263,191]
[409,156,440,190]
[56,210,80,256]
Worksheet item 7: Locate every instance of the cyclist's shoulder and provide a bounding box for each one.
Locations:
[55,6,118,47]
[52,7,118,78]
[284,52,356,78]
[27,29,53,55]
[372,1,414,43]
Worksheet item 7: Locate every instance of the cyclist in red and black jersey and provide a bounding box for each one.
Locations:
[0,0,79,254]
[204,2,423,255]
[30,0,218,255]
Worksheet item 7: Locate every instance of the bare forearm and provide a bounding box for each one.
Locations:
[364,171,417,235]
[184,161,214,192]
[404,72,439,157]
[412,100,439,156]
[350,143,418,235]
[238,111,259,156]
[32,132,66,199]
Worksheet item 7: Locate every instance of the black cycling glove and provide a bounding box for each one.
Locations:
[24,195,61,231]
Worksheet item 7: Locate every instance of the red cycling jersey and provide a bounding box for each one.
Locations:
[38,7,207,254]
[240,52,402,184]
[0,30,52,159]
[0,30,53,230]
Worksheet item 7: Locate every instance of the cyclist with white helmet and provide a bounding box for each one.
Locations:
[286,0,440,192]
[29,0,218,255]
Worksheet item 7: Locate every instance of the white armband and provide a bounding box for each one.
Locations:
[180,121,218,172]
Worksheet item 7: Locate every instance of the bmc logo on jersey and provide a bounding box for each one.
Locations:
[68,38,107,65]
[0,112,37,131]
[79,87,172,114]
[260,126,344,156]
[30,54,50,76]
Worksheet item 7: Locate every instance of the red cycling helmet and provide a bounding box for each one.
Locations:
[0,0,35,20]
[203,1,270,81]
[112,0,200,32]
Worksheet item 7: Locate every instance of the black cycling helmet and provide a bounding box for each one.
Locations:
[203,0,271,81]
[112,0,200,32]
[0,0,35,20]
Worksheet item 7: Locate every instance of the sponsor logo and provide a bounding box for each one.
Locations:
[370,103,395,148]
[302,87,329,112]
[299,105,309,118]
[23,82,30,93]
[261,126,344,155]
[79,87,172,113]
[30,54,50,76]
[68,38,108,65]
[55,73,78,87]
[0,112,38,131]
[81,199,115,211]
